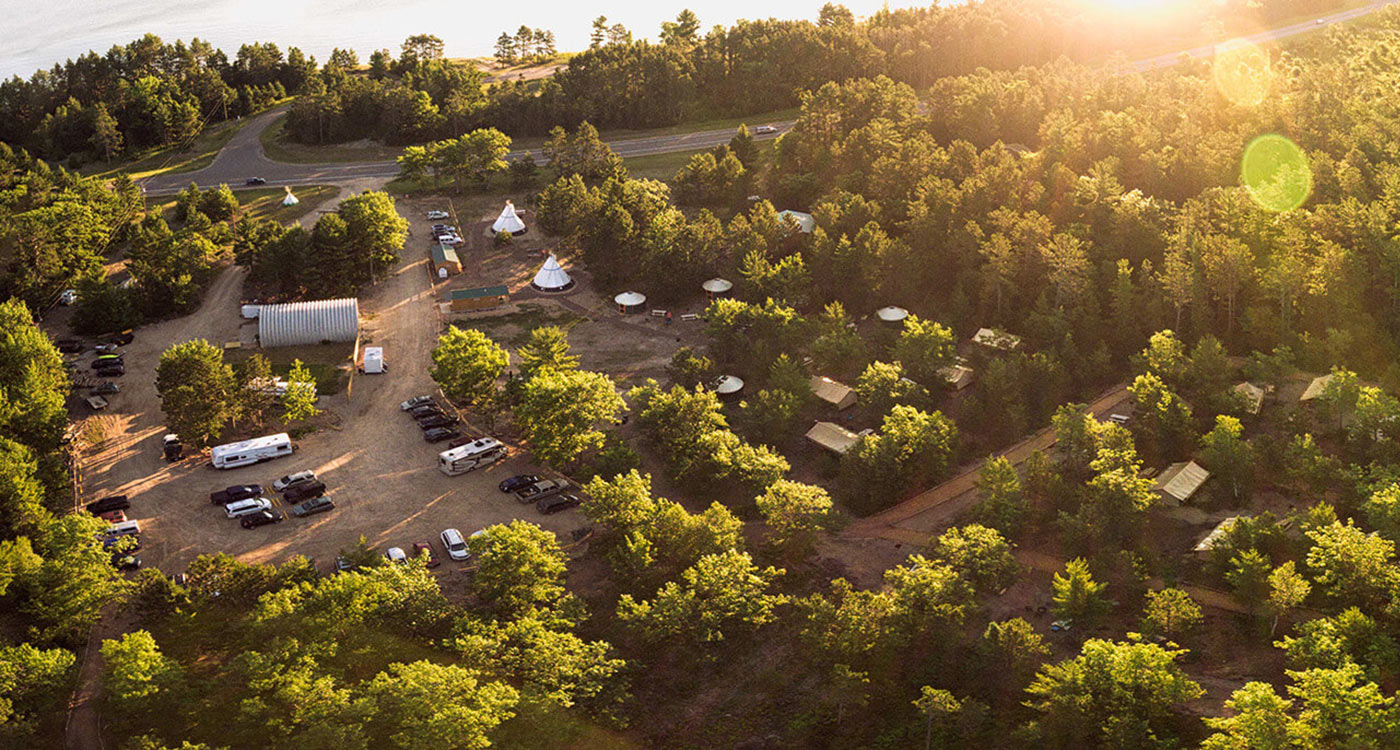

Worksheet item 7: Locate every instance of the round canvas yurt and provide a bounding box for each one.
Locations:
[614,291,646,314]
[710,375,744,398]
[876,306,909,326]
[281,187,299,207]
[702,278,734,299]
[492,200,527,236]
[530,254,574,292]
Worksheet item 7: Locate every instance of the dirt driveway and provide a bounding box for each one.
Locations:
[71,197,590,575]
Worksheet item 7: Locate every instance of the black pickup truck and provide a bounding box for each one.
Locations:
[210,484,263,505]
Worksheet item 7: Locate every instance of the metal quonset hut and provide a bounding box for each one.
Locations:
[258,298,359,347]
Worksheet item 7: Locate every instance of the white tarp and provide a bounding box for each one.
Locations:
[531,254,574,291]
[492,200,527,235]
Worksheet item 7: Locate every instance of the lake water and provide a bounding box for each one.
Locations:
[1,0,887,79]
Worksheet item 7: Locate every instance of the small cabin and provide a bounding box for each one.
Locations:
[449,285,509,313]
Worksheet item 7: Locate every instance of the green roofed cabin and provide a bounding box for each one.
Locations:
[449,285,509,312]
[431,243,461,276]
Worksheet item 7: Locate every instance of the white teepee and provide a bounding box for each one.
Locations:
[530,253,574,292]
[281,187,299,207]
[492,200,527,235]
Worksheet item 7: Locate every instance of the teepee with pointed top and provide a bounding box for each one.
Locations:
[530,253,574,292]
[281,187,299,207]
[492,200,526,235]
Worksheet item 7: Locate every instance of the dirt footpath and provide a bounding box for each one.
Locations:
[75,198,588,575]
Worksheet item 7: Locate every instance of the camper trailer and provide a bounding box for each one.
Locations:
[211,433,293,469]
[438,438,507,476]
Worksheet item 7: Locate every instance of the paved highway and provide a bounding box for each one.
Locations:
[138,1,1399,196]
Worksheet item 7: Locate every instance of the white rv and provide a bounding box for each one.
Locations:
[211,433,293,469]
[438,437,506,476]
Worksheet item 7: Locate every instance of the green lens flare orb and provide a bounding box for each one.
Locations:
[1241,134,1312,213]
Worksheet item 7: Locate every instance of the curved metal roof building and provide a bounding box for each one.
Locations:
[258,298,359,348]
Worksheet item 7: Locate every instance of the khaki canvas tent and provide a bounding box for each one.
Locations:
[1154,460,1211,505]
[810,376,857,410]
[1234,382,1265,414]
[805,422,860,455]
[1194,516,1245,555]
[1300,374,1333,401]
[973,327,1022,351]
[938,363,976,391]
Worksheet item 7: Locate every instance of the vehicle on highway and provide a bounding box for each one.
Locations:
[498,474,542,493]
[86,495,129,514]
[440,528,469,561]
[85,396,109,411]
[426,210,449,220]
[210,484,263,505]
[111,554,141,571]
[283,479,326,502]
[514,478,567,504]
[272,470,317,491]
[423,427,460,443]
[240,509,283,528]
[413,541,440,567]
[537,493,582,515]
[400,395,435,411]
[417,413,459,429]
[290,496,335,517]
[225,497,273,519]
[246,177,266,185]
[385,546,408,563]
[56,339,83,353]
[211,433,293,469]
[438,437,506,476]
[93,382,120,396]
[754,124,779,134]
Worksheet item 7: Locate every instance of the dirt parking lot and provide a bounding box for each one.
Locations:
[66,195,595,575]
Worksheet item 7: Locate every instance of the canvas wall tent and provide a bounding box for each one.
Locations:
[806,421,860,455]
[449,285,510,312]
[281,188,299,207]
[1193,516,1245,554]
[1234,382,1265,414]
[431,243,461,275]
[777,210,816,234]
[973,327,1022,351]
[615,291,646,313]
[1154,461,1211,505]
[938,363,976,391]
[703,278,733,299]
[258,298,359,347]
[530,254,574,292]
[1300,374,1333,401]
[810,376,857,410]
[492,201,527,235]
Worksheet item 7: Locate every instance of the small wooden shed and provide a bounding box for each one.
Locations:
[449,285,509,313]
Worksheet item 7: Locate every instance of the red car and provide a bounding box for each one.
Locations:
[99,510,127,523]
[412,541,440,568]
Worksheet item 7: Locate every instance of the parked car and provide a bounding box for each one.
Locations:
[514,478,567,504]
[537,493,582,515]
[93,343,120,354]
[225,497,273,519]
[93,364,125,377]
[440,528,469,561]
[754,124,779,134]
[86,495,129,514]
[240,509,283,528]
[400,395,435,411]
[498,474,542,493]
[290,496,335,517]
[334,556,357,573]
[246,177,267,185]
[426,210,449,220]
[85,396,109,411]
[423,427,459,443]
[416,413,459,429]
[162,434,183,461]
[385,546,408,563]
[272,470,317,491]
[108,330,134,345]
[58,289,77,305]
[410,404,444,419]
[92,382,120,396]
[111,554,141,571]
[412,541,440,568]
[91,356,123,370]
[56,339,83,353]
[283,480,326,502]
[210,484,263,505]
[98,510,127,523]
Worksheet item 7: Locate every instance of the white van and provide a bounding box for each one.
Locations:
[225,497,272,519]
[438,438,506,476]
[440,528,469,561]
[211,433,293,469]
[104,520,141,538]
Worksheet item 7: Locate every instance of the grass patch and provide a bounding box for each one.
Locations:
[493,698,641,750]
[83,118,245,180]
[269,361,346,396]
[260,116,403,164]
[452,303,587,346]
[236,184,340,224]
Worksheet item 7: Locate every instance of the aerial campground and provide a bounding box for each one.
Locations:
[9,0,1400,747]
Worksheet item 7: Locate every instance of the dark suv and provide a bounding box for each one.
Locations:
[417,413,459,430]
[283,480,327,502]
[210,484,263,505]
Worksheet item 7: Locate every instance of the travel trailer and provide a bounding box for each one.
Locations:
[211,433,293,469]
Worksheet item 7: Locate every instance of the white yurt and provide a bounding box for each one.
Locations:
[614,291,647,314]
[530,253,574,292]
[702,278,734,299]
[492,200,527,236]
[710,375,744,398]
[876,306,909,325]
[281,187,299,207]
